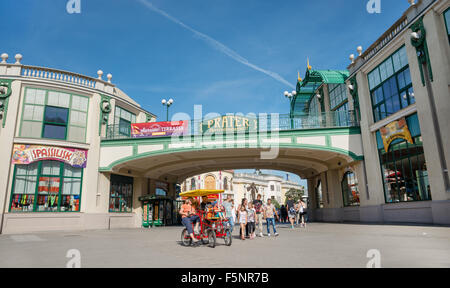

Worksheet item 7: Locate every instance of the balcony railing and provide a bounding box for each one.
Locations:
[21,65,99,88]
[104,110,359,140]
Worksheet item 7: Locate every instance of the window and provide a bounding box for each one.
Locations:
[223,177,228,190]
[379,136,431,203]
[114,106,136,136]
[329,84,347,110]
[109,174,133,212]
[190,178,196,190]
[334,102,350,126]
[341,171,360,207]
[315,180,323,209]
[43,106,69,139]
[368,46,414,122]
[444,8,450,43]
[10,161,82,212]
[20,88,89,142]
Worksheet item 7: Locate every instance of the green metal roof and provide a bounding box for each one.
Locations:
[303,70,349,85]
[290,69,349,116]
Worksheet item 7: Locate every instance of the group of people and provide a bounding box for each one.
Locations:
[225,194,279,240]
[179,193,307,243]
[279,197,307,229]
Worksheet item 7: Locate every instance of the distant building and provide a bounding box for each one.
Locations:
[180,170,304,204]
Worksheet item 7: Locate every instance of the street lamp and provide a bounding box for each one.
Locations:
[284,90,297,129]
[161,98,174,121]
[284,90,297,101]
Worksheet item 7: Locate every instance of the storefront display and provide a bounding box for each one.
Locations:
[139,195,179,227]
[109,174,133,213]
[341,171,360,207]
[10,157,83,213]
[377,114,431,203]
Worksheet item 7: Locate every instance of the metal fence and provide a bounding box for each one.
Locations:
[104,110,359,140]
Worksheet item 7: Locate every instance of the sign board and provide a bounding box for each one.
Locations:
[380,117,413,152]
[12,144,88,168]
[131,121,189,138]
[201,115,258,134]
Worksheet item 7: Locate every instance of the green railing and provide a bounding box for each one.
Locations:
[104,110,359,140]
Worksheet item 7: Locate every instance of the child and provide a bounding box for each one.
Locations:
[213,201,225,220]
[238,204,248,240]
[247,202,256,239]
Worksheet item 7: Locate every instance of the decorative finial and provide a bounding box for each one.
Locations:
[357,46,363,56]
[298,71,302,82]
[307,58,312,70]
[14,54,23,64]
[1,53,8,63]
[107,73,112,83]
[97,70,103,80]
[349,54,355,64]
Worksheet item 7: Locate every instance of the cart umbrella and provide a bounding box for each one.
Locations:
[179,189,225,199]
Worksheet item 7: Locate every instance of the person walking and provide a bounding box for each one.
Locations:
[238,198,249,238]
[222,195,234,233]
[264,198,279,237]
[299,198,307,228]
[280,205,287,223]
[286,196,296,229]
[253,194,264,237]
[237,202,248,240]
[247,202,256,239]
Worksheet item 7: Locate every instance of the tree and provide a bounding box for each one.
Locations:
[284,188,304,204]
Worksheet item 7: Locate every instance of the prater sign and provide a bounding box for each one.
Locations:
[201,115,258,134]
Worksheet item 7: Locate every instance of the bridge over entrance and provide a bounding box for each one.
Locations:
[98,112,367,223]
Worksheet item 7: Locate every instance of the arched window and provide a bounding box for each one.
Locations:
[341,171,360,206]
[204,175,216,190]
[223,177,228,190]
[315,180,323,209]
[190,178,196,190]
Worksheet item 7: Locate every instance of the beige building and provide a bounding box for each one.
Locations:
[305,0,450,224]
[0,0,448,235]
[0,59,158,234]
[180,170,304,205]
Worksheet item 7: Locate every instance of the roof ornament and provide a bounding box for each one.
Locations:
[297,71,302,82]
[307,58,312,71]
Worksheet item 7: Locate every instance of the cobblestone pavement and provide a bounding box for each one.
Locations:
[0,223,449,268]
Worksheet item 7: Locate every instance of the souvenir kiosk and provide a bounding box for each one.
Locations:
[139,195,178,227]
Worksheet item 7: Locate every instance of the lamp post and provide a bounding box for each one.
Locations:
[161,98,174,121]
[284,90,297,129]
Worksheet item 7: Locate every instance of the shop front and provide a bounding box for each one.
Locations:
[376,114,431,203]
[9,144,87,213]
[139,195,179,227]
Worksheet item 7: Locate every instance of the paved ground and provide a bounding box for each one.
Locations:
[0,223,449,268]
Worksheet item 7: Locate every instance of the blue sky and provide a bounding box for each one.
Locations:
[2,0,411,186]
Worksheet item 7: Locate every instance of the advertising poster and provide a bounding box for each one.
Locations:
[12,144,88,168]
[131,121,189,138]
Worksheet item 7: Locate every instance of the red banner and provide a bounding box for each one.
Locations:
[131,121,189,138]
